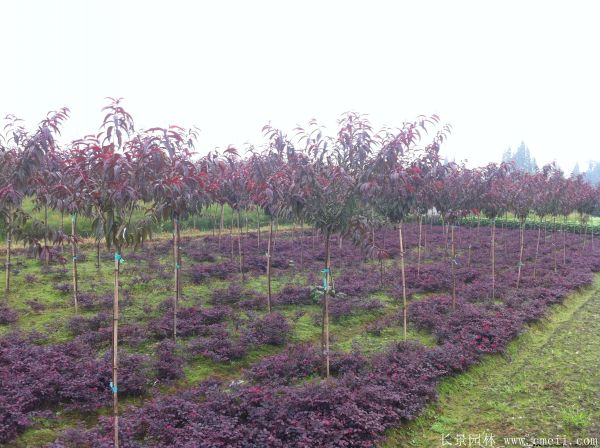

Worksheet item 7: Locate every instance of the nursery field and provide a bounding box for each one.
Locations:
[2,222,600,447]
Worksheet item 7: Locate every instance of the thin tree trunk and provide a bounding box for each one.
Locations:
[322,231,331,378]
[173,216,181,340]
[516,218,525,289]
[237,210,244,280]
[533,218,542,279]
[60,211,64,232]
[299,218,304,270]
[417,215,423,276]
[273,219,278,253]
[71,214,79,313]
[44,205,48,260]
[399,221,408,340]
[96,242,101,270]
[177,219,182,305]
[4,221,11,296]
[451,223,456,309]
[491,218,496,300]
[467,215,473,268]
[112,251,121,448]
[256,207,260,248]
[266,218,273,313]
[562,216,567,266]
[553,216,557,273]
[230,216,234,261]
[423,218,428,252]
[218,204,224,248]
[442,216,448,257]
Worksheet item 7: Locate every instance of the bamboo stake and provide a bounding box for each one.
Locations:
[399,221,407,340]
[173,217,180,340]
[417,215,423,275]
[71,214,79,313]
[516,218,525,289]
[5,222,11,297]
[322,231,331,378]
[266,218,273,313]
[237,210,244,280]
[218,204,224,248]
[451,223,456,309]
[533,218,542,279]
[112,251,121,448]
[491,218,496,300]
[256,207,261,248]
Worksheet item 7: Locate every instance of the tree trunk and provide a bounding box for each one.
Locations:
[71,214,79,313]
[4,222,11,297]
[417,215,423,276]
[442,216,448,258]
[516,218,525,289]
[266,218,273,313]
[491,218,496,300]
[43,205,48,262]
[322,231,331,378]
[451,223,457,309]
[533,219,542,279]
[399,221,408,340]
[237,210,244,280]
[213,212,217,236]
[299,218,304,270]
[273,219,278,252]
[553,216,557,273]
[173,216,181,340]
[96,242,101,270]
[423,218,428,252]
[230,216,234,260]
[218,204,224,248]
[562,216,567,266]
[467,215,474,268]
[112,251,121,448]
[256,207,261,248]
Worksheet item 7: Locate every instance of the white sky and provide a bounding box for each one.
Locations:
[1,0,599,172]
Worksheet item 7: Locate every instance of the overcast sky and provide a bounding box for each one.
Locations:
[1,0,598,171]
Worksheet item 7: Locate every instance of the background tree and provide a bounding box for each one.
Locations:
[479,163,510,299]
[294,113,373,378]
[145,125,206,339]
[364,116,445,332]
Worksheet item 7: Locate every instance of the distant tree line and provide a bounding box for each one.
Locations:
[502,142,538,173]
[502,142,600,187]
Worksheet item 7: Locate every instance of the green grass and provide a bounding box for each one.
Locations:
[7,225,600,447]
[382,274,600,447]
[0,199,281,243]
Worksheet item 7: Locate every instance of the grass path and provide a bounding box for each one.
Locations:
[384,275,600,447]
